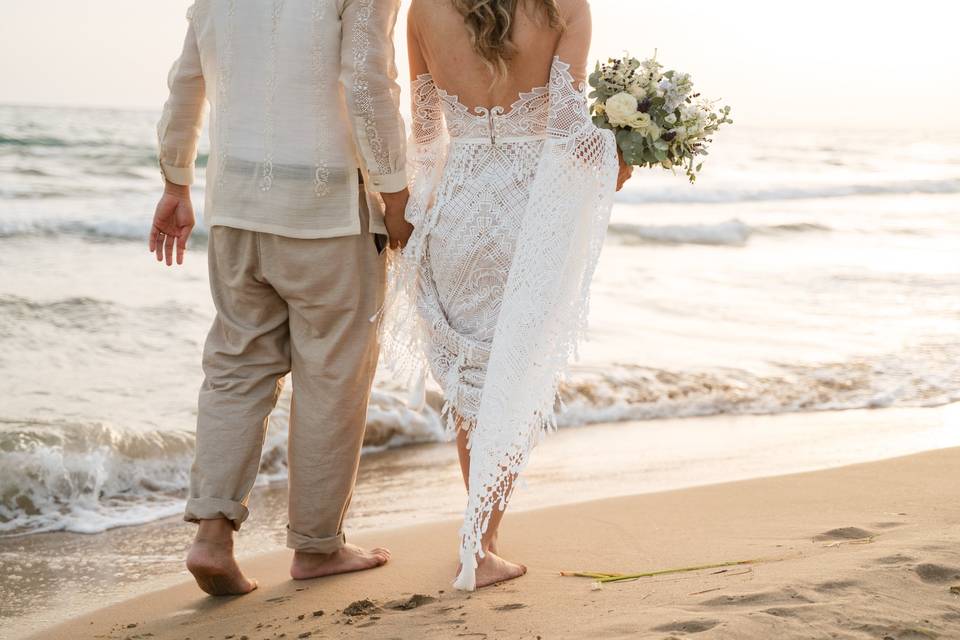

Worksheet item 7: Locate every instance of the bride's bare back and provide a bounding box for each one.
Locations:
[408,0,593,110]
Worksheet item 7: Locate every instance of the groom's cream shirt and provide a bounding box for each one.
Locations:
[158,0,407,238]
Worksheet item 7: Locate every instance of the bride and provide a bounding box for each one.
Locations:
[382,0,633,590]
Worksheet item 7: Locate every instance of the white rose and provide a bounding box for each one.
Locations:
[604,92,639,127]
[628,112,653,132]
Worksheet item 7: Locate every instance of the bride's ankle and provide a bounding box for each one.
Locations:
[481,536,499,553]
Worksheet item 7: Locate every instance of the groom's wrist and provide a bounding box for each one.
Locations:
[160,161,195,188]
[365,169,408,194]
[164,180,191,199]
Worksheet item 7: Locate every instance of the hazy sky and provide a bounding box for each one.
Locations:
[2,0,958,128]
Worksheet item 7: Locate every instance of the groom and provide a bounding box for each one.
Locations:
[151,0,412,595]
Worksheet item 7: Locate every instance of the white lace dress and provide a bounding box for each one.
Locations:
[381,57,618,590]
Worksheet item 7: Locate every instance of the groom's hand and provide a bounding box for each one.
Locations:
[150,181,196,266]
[381,188,414,250]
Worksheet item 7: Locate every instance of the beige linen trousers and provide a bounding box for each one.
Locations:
[184,198,386,553]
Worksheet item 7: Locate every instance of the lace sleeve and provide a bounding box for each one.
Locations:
[375,72,449,395]
[406,74,448,225]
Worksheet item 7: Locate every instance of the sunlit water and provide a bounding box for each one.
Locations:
[1,104,958,535]
[0,104,959,634]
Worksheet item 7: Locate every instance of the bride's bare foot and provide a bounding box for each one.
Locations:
[474,550,527,588]
[186,535,258,596]
[290,543,391,581]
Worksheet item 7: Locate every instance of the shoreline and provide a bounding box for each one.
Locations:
[32,446,960,640]
[4,402,960,638]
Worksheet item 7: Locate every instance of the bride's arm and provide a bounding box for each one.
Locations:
[555,0,593,86]
[401,6,448,228]
[555,1,632,190]
[407,6,443,146]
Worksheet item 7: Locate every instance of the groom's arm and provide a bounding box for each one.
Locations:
[340,0,408,194]
[151,11,203,266]
[157,13,206,187]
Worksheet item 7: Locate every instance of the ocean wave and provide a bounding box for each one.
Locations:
[0,295,119,330]
[0,134,208,170]
[616,177,960,205]
[0,218,209,243]
[608,219,832,246]
[0,134,83,148]
[0,420,195,536]
[557,346,960,427]
[0,216,847,248]
[0,134,152,154]
[609,220,753,246]
[0,390,444,536]
[759,222,833,234]
[2,345,957,537]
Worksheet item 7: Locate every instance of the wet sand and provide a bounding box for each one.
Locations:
[34,446,960,640]
[6,403,959,638]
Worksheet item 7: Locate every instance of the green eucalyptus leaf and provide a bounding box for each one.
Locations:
[626,130,646,147]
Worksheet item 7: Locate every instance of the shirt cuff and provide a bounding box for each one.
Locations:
[364,170,407,194]
[160,162,195,186]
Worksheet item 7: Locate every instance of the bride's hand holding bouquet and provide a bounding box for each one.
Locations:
[590,53,733,184]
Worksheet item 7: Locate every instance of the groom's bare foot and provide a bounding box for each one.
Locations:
[186,523,258,596]
[474,551,527,588]
[290,543,391,581]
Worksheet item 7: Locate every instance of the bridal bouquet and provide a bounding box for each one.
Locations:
[589,54,732,183]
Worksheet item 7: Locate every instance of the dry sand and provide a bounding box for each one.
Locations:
[34,447,960,640]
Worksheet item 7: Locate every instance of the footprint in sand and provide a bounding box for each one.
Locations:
[651,618,720,634]
[385,594,437,611]
[914,563,960,584]
[814,579,859,593]
[813,527,874,542]
[701,589,814,608]
[872,554,916,566]
[762,606,812,619]
[854,623,942,640]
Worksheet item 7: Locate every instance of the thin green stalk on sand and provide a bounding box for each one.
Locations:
[561,558,767,584]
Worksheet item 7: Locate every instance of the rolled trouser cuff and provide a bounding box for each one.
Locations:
[286,526,346,554]
[184,497,250,531]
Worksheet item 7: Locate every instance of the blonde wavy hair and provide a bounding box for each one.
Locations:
[451,0,565,82]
